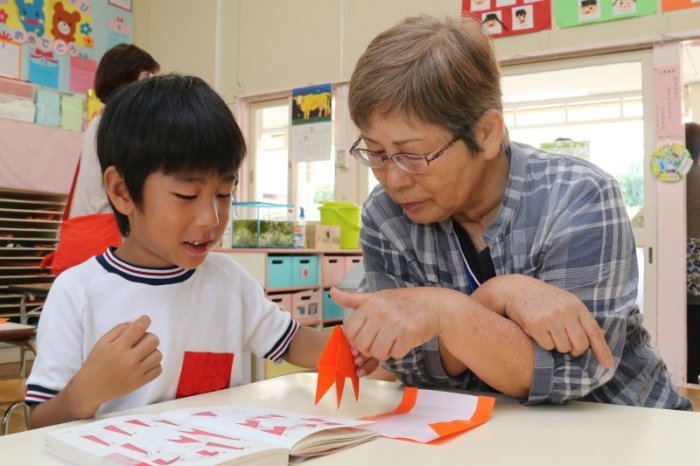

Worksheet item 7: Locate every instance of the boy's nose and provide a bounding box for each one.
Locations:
[197,199,221,227]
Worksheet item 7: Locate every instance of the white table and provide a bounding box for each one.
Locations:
[1,372,699,465]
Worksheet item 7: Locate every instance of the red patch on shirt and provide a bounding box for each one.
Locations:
[176,352,234,399]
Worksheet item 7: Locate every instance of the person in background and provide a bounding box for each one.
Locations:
[685,122,700,383]
[332,15,690,409]
[69,43,160,218]
[26,75,359,429]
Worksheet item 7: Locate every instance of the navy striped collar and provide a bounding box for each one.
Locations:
[96,247,195,285]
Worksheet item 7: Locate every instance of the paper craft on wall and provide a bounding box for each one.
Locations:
[35,87,59,126]
[0,39,20,79]
[28,49,59,88]
[662,0,700,12]
[60,93,82,131]
[0,0,133,94]
[554,0,657,29]
[462,0,551,38]
[69,54,96,93]
[290,83,333,164]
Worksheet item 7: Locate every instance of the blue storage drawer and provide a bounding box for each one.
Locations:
[323,290,344,321]
[290,255,319,287]
[267,256,292,288]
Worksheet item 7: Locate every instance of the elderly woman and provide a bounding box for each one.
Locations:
[332,15,690,409]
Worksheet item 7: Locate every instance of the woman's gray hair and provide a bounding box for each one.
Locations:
[349,15,501,154]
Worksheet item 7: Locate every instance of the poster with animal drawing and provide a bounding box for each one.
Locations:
[461,0,551,38]
[290,84,333,163]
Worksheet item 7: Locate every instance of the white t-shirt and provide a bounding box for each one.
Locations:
[69,115,112,218]
[26,250,300,416]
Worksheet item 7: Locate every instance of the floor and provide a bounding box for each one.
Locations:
[2,363,700,436]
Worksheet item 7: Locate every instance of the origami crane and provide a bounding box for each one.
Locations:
[315,326,359,407]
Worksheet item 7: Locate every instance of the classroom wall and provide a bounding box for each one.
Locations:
[133,0,700,101]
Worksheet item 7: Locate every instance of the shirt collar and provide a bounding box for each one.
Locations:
[96,247,196,285]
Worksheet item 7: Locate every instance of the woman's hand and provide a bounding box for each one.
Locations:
[331,287,445,361]
[475,275,614,368]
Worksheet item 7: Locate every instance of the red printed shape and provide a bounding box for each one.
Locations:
[82,435,110,446]
[104,425,132,436]
[153,458,180,465]
[176,352,234,399]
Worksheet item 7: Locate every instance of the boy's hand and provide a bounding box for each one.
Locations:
[351,346,379,377]
[69,315,162,417]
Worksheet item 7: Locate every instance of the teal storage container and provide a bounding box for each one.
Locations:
[290,255,319,287]
[323,290,344,321]
[266,256,292,288]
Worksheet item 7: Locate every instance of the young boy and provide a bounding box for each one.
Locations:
[26,75,334,428]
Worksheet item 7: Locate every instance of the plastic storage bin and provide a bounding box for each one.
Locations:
[291,289,321,325]
[323,290,344,321]
[291,255,319,287]
[231,202,294,248]
[266,256,292,288]
[268,293,292,313]
[322,256,345,287]
[344,256,362,272]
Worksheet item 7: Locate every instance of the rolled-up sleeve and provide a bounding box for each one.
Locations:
[526,175,635,404]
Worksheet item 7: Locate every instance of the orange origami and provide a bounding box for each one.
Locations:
[315,326,359,407]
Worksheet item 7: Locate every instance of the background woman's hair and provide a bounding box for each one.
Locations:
[349,15,501,153]
[94,43,160,103]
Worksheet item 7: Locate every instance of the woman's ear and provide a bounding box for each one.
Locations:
[474,109,504,160]
[103,166,134,215]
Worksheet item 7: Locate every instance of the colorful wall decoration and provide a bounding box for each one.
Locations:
[554,0,656,28]
[0,0,133,93]
[462,0,551,38]
[661,0,700,12]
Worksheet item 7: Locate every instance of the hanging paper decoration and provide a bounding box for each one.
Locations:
[661,0,700,12]
[0,0,132,93]
[650,143,693,183]
[554,0,656,29]
[462,0,551,38]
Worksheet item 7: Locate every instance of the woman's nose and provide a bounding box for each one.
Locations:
[379,161,413,190]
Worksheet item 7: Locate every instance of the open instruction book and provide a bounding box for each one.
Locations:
[44,406,378,466]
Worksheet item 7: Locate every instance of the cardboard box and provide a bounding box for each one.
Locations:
[305,224,341,249]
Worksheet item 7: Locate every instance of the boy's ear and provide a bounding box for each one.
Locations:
[474,109,504,160]
[103,166,134,215]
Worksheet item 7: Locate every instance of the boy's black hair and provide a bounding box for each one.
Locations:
[97,74,246,236]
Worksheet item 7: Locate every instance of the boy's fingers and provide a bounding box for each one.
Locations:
[116,315,152,347]
[102,322,131,344]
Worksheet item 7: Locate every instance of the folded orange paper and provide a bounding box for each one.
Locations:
[315,325,359,407]
[363,387,495,443]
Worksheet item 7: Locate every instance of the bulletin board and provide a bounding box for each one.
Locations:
[0,0,133,93]
[462,0,551,38]
[554,0,656,28]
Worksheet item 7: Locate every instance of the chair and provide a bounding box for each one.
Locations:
[0,327,36,434]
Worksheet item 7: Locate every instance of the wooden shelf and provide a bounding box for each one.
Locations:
[0,188,65,319]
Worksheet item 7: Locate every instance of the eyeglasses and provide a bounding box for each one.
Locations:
[349,136,459,174]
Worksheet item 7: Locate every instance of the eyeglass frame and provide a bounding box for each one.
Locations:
[349,135,460,173]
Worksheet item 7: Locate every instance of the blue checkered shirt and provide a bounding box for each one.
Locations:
[359,141,691,409]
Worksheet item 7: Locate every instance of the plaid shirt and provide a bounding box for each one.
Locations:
[360,141,691,409]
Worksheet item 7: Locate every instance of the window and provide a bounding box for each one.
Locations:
[247,98,336,222]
